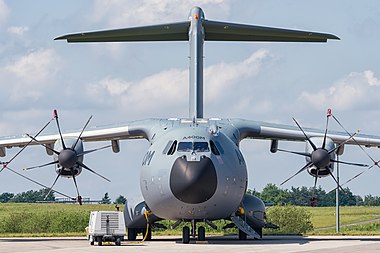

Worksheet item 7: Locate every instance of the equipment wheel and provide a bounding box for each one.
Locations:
[198,226,206,241]
[115,237,121,246]
[182,226,190,244]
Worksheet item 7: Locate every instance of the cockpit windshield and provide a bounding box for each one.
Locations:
[177,142,210,152]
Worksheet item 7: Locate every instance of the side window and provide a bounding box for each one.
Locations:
[167,140,177,155]
[215,141,224,154]
[163,140,173,154]
[210,141,220,155]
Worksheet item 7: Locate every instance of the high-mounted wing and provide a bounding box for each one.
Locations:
[230,118,380,147]
[0,119,159,157]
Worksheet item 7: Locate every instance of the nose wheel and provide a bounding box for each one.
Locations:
[181,220,206,244]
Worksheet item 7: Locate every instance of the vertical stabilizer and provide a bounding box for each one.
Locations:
[188,7,205,119]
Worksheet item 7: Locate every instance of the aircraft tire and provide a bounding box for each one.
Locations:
[127,228,137,241]
[182,226,190,244]
[238,229,247,240]
[198,226,206,241]
[142,227,152,240]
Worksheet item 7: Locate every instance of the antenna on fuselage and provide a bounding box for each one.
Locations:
[55,6,339,120]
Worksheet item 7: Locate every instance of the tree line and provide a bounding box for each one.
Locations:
[0,189,127,204]
[248,183,380,206]
[2,184,380,206]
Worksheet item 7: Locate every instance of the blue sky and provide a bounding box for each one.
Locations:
[1,0,380,201]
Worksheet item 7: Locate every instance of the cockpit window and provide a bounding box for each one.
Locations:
[177,142,210,152]
[193,142,209,152]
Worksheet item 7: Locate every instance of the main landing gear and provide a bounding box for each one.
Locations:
[181,220,206,244]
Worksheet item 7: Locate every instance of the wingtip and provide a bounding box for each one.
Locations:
[328,34,340,40]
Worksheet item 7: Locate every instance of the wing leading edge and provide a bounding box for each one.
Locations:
[230,119,380,147]
[0,119,159,157]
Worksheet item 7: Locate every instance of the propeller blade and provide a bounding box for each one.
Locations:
[70,169,82,205]
[76,161,111,182]
[0,162,8,173]
[280,161,313,186]
[330,159,368,167]
[312,169,319,196]
[331,113,379,166]
[23,160,59,171]
[328,130,360,155]
[44,173,62,200]
[7,117,55,165]
[3,165,74,200]
[292,117,317,151]
[77,145,111,156]
[322,108,331,149]
[277,148,311,157]
[72,115,93,150]
[310,169,319,206]
[54,109,67,150]
[25,134,60,155]
[328,169,345,193]
[341,162,377,187]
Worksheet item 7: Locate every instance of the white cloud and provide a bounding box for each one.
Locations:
[7,26,29,36]
[0,0,9,26]
[205,49,269,101]
[299,70,380,111]
[6,49,60,83]
[90,0,231,27]
[3,49,61,100]
[86,49,270,117]
[365,70,380,86]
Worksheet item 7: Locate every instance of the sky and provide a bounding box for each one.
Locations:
[1,0,380,202]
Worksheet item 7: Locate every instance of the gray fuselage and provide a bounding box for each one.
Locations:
[140,118,248,221]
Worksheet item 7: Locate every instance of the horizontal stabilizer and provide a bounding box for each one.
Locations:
[203,20,340,42]
[55,21,190,42]
[55,20,339,43]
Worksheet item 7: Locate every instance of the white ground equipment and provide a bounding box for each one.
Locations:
[87,211,126,246]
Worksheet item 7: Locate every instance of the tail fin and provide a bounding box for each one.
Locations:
[55,7,339,119]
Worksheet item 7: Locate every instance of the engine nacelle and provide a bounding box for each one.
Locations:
[305,137,335,177]
[53,138,84,178]
[240,194,266,229]
[123,198,161,229]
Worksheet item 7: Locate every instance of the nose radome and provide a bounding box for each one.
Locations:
[170,156,217,204]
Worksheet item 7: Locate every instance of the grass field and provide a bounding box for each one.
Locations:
[0,203,380,236]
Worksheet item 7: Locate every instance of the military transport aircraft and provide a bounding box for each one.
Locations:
[1,6,380,244]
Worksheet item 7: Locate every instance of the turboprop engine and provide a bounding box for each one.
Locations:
[52,138,84,178]
[305,136,335,177]
[234,194,269,238]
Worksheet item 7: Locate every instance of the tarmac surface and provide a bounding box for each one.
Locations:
[1,235,380,253]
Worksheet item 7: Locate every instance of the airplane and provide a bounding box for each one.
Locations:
[1,6,380,244]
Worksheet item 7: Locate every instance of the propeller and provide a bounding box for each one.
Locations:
[24,109,111,204]
[328,114,380,191]
[0,116,78,200]
[278,109,368,206]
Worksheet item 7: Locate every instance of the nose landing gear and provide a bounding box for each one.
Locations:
[181,220,207,244]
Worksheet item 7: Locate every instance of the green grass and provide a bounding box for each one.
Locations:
[1,204,380,237]
[306,206,380,229]
[0,203,118,237]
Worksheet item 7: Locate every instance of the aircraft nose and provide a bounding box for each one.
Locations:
[170,156,217,204]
